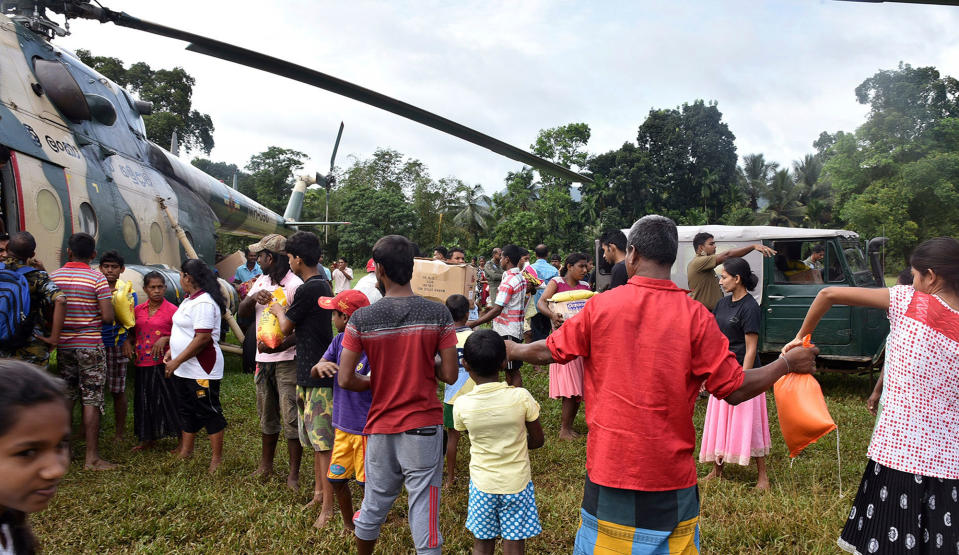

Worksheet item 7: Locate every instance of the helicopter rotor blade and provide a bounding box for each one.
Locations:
[330,121,344,174]
[87,7,591,184]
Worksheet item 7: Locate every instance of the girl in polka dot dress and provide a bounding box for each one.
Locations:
[782,237,959,554]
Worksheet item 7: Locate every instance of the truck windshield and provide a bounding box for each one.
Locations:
[841,240,874,286]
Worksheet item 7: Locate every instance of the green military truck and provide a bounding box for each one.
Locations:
[596,225,889,366]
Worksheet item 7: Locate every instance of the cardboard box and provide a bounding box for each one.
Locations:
[410,258,477,304]
[548,296,594,321]
[216,250,246,281]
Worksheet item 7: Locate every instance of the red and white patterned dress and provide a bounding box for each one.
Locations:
[868,285,959,479]
[838,285,959,554]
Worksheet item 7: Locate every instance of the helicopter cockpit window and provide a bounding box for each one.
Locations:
[33,58,90,123]
[78,202,98,237]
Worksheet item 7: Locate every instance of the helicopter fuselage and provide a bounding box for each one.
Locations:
[0,13,287,273]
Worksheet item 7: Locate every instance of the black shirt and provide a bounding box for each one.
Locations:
[713,293,761,368]
[285,275,334,387]
[610,261,628,289]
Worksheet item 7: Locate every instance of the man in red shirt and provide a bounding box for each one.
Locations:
[507,215,818,554]
[338,235,459,555]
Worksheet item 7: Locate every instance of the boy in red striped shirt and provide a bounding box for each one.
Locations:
[50,232,116,470]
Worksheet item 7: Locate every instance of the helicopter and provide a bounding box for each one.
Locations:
[0,0,590,289]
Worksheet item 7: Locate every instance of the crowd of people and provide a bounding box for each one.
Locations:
[0,216,957,555]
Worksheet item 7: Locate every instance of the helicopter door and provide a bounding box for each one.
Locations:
[0,150,15,234]
[6,151,72,268]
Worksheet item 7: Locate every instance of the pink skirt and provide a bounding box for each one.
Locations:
[549,357,584,399]
[699,393,771,466]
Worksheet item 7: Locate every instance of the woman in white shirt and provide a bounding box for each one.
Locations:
[164,259,227,474]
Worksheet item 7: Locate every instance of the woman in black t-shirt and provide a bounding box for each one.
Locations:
[698,257,772,490]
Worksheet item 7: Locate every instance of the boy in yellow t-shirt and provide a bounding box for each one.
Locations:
[453,330,545,554]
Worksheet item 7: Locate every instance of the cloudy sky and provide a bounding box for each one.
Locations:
[58,0,959,193]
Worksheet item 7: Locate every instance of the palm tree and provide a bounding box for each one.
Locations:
[452,183,492,236]
[754,169,806,227]
[792,153,832,227]
[740,153,778,211]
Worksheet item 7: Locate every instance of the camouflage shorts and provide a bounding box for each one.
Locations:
[58,346,107,410]
[296,385,334,452]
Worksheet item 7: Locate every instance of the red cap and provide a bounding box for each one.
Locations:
[318,289,370,316]
[366,258,376,272]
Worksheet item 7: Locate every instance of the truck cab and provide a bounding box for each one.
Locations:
[595,225,889,365]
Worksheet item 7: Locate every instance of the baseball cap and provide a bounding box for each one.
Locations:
[366,258,376,272]
[318,289,370,316]
[247,233,286,254]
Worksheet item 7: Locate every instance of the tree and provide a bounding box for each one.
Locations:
[530,123,591,190]
[739,153,778,211]
[821,63,959,260]
[245,147,309,214]
[754,169,805,227]
[76,50,215,154]
[637,100,739,222]
[792,154,832,227]
[452,183,492,239]
[583,142,652,228]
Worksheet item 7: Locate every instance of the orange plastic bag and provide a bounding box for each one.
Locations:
[256,288,287,349]
[773,371,836,458]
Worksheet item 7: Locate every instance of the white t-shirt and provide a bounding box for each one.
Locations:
[249,271,302,362]
[332,267,353,294]
[171,291,224,380]
[354,273,383,304]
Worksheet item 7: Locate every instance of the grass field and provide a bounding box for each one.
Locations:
[32,347,878,554]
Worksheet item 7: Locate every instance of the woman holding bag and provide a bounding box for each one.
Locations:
[537,252,591,440]
[699,257,772,490]
[782,237,959,554]
[165,259,228,474]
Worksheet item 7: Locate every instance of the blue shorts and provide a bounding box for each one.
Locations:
[466,480,542,541]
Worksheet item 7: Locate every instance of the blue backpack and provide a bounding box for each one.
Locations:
[0,262,35,350]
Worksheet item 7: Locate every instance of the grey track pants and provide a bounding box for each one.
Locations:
[354,425,444,554]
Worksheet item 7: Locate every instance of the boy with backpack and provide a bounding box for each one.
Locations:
[0,231,65,366]
[50,232,116,470]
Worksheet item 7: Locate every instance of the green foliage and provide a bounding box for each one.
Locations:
[639,100,739,222]
[584,101,740,227]
[740,153,778,211]
[482,186,587,256]
[244,147,309,214]
[530,122,591,190]
[754,169,805,227]
[822,63,959,260]
[76,49,215,154]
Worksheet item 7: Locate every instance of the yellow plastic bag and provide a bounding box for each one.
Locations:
[112,279,136,329]
[256,287,287,349]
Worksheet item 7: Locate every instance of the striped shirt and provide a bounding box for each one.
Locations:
[342,295,456,434]
[50,262,111,349]
[492,267,526,338]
